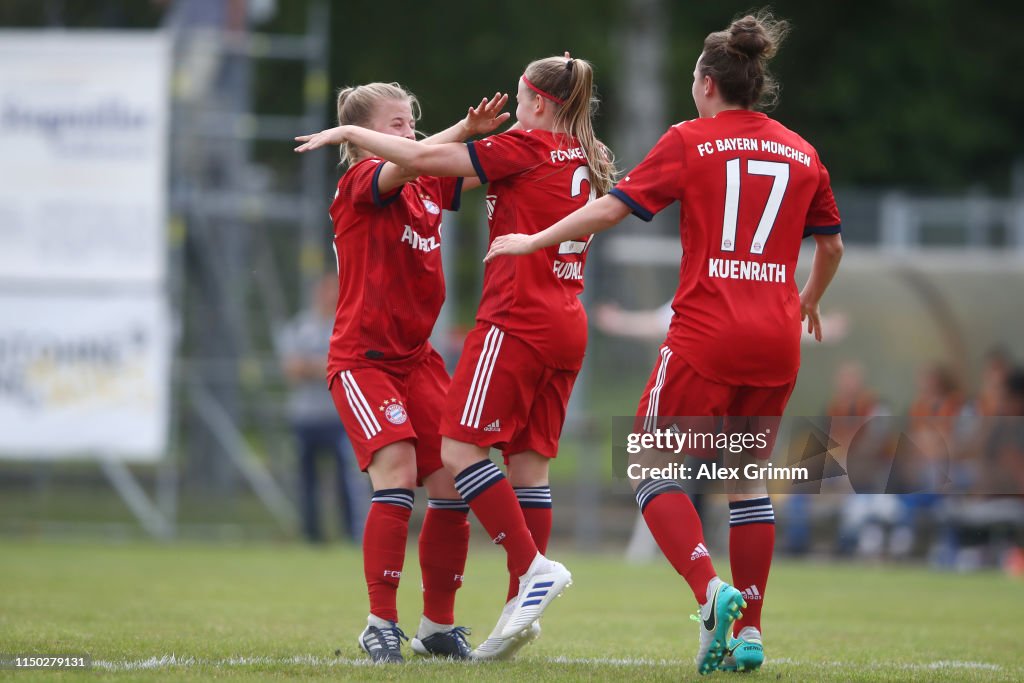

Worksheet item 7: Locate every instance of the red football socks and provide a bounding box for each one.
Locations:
[363,489,414,623]
[729,497,775,634]
[419,500,470,625]
[636,479,717,604]
[507,486,553,601]
[454,460,539,582]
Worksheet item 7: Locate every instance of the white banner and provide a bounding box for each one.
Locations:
[0,293,171,460]
[0,31,170,284]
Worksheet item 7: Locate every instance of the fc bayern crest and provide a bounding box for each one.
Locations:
[422,198,440,215]
[379,397,408,425]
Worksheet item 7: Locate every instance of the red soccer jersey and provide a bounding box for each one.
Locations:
[611,110,841,386]
[467,128,594,370]
[326,158,462,378]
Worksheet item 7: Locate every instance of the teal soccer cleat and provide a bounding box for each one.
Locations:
[719,626,765,672]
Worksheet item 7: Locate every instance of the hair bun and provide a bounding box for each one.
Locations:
[727,16,773,59]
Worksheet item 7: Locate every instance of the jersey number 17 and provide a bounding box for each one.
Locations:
[720,159,789,255]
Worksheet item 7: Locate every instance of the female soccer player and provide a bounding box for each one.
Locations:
[485,13,844,674]
[296,82,509,663]
[296,53,616,659]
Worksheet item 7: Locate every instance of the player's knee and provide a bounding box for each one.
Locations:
[422,467,460,499]
[367,441,417,490]
[506,450,550,487]
[440,437,487,474]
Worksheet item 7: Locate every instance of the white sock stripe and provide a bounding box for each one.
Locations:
[339,372,376,439]
[469,328,503,429]
[637,483,676,501]
[371,495,414,509]
[636,483,680,504]
[453,462,502,493]
[730,515,776,524]
[372,495,414,504]
[456,469,504,499]
[645,346,671,433]
[636,478,682,498]
[344,371,381,432]
[730,505,774,517]
[372,498,413,509]
[730,512,776,521]
[427,499,469,510]
[454,462,504,499]
[514,488,552,497]
[635,479,684,509]
[461,327,500,427]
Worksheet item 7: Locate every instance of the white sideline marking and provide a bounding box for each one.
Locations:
[92,655,1007,672]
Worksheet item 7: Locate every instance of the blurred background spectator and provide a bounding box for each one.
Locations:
[278,274,368,543]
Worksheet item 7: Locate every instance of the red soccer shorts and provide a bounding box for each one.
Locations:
[328,345,450,481]
[634,345,795,459]
[440,324,578,461]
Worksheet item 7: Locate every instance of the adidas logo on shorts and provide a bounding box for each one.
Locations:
[483,419,501,432]
[690,543,710,561]
[741,585,762,601]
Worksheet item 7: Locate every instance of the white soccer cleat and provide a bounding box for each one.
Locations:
[471,598,542,661]
[693,578,746,675]
[499,553,572,639]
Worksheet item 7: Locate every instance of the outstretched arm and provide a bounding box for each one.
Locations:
[295,94,507,192]
[484,194,632,262]
[800,233,844,341]
[302,127,475,178]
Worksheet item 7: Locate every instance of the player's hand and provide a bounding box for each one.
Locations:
[294,126,349,152]
[800,293,823,342]
[463,93,511,137]
[484,233,537,263]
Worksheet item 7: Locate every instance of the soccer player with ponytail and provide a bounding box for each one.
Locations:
[486,13,844,674]
[298,82,508,663]
[297,53,615,660]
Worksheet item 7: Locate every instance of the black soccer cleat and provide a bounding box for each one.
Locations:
[358,622,407,663]
[410,626,472,660]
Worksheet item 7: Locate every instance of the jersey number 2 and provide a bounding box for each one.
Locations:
[559,165,595,255]
[720,159,789,255]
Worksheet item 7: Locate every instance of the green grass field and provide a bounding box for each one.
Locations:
[1,540,1022,682]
